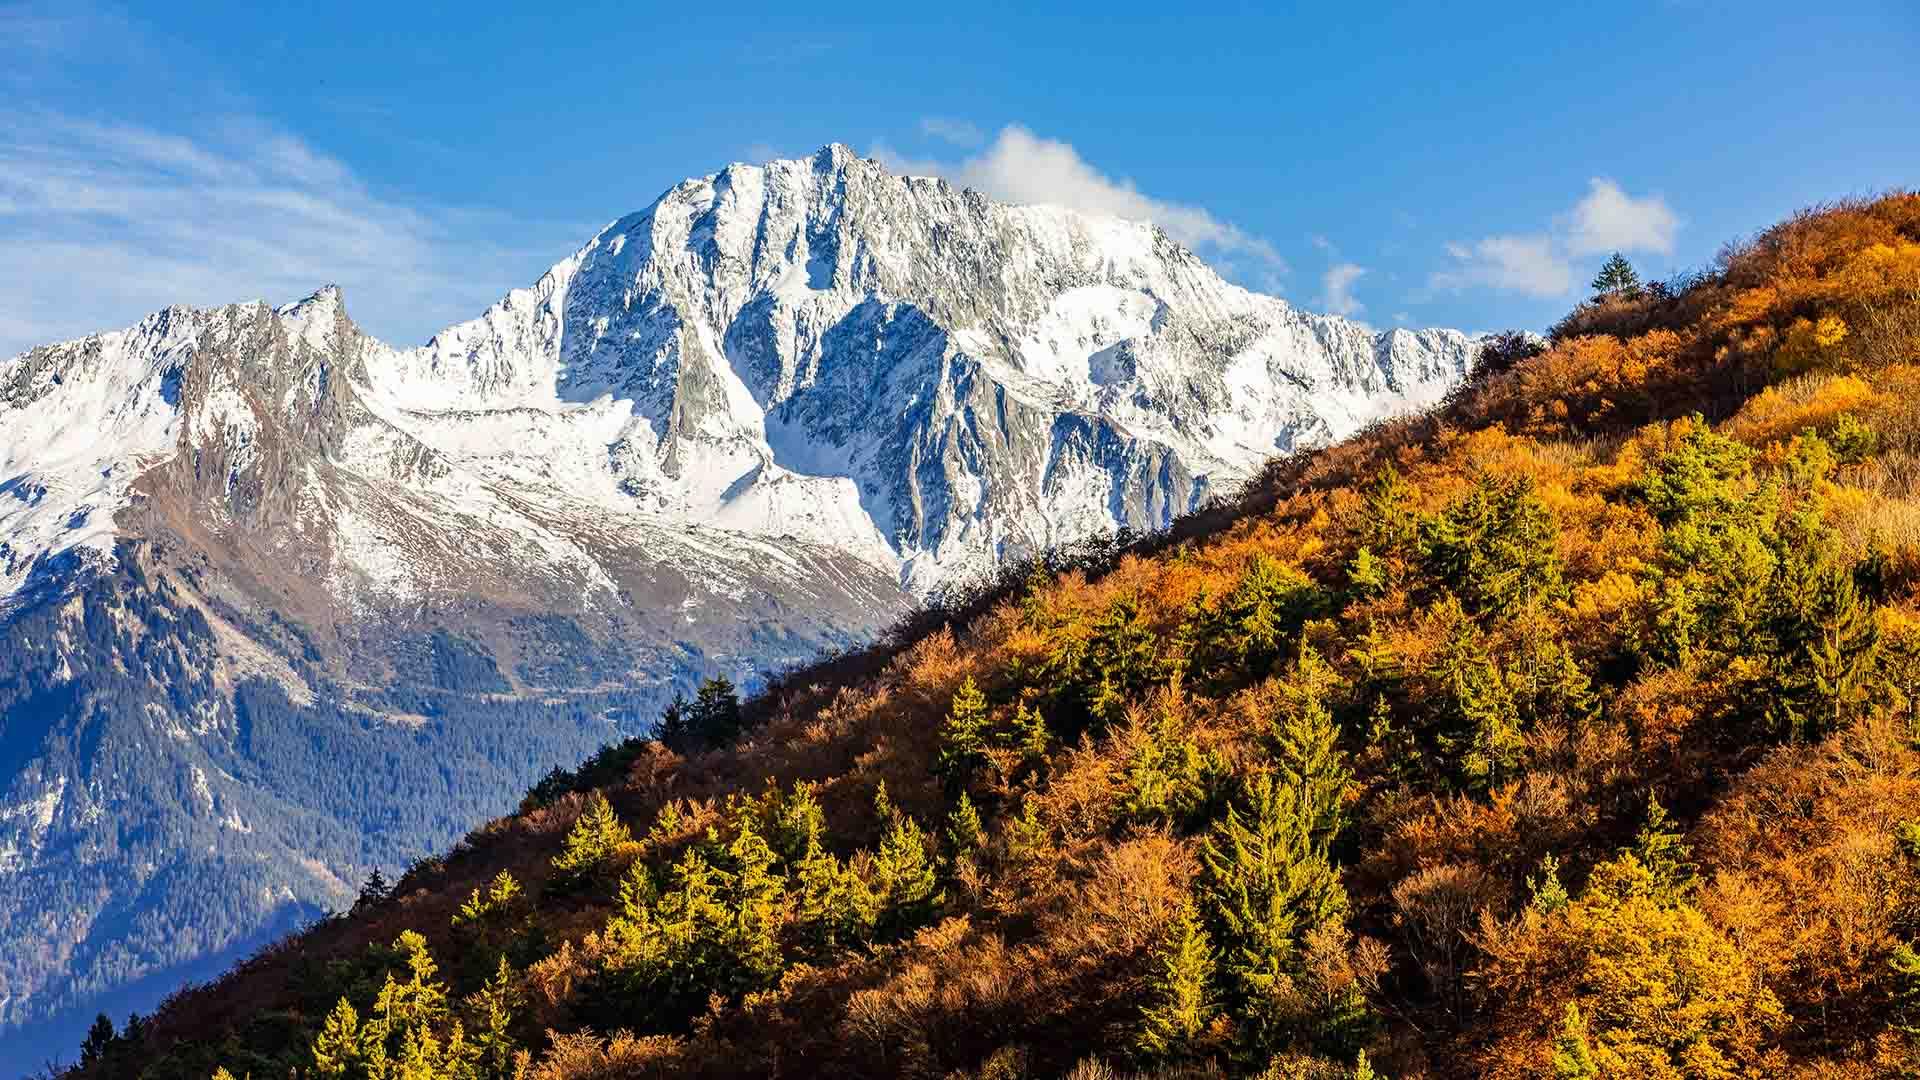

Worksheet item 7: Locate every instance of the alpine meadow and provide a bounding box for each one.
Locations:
[54,192,1920,1078]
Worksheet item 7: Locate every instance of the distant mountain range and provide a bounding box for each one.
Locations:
[0,143,1476,1060]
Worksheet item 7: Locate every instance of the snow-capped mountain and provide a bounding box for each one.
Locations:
[5,143,1473,608]
[0,144,1475,1056]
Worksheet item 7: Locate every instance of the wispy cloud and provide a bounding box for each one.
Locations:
[1429,178,1678,299]
[0,111,580,355]
[1321,262,1367,316]
[1432,235,1575,298]
[872,124,1284,270]
[919,117,985,148]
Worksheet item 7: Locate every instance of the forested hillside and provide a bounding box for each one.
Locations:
[60,192,1920,1078]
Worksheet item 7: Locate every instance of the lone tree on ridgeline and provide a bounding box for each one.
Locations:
[1591,252,1641,297]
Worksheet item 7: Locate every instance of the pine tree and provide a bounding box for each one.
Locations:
[689,676,744,748]
[551,791,632,884]
[381,930,451,1032]
[466,956,522,1079]
[873,794,942,937]
[1199,774,1348,1053]
[1213,556,1320,675]
[1430,602,1524,791]
[651,847,735,1010]
[1632,795,1696,902]
[1271,644,1352,847]
[311,998,365,1078]
[1352,1050,1381,1080]
[1081,593,1164,726]
[938,676,991,783]
[1006,795,1052,867]
[454,869,523,929]
[946,790,985,858]
[1347,545,1389,598]
[79,1013,115,1067]
[1591,252,1641,297]
[794,830,872,954]
[1006,701,1051,763]
[1135,899,1217,1058]
[1529,853,1570,914]
[1419,474,1563,615]
[725,812,786,988]
[355,868,391,912]
[770,781,828,864]
[654,692,691,751]
[1363,465,1420,555]
[1551,1002,1600,1078]
[1136,895,1213,1053]
[1508,610,1598,731]
[1776,556,1881,740]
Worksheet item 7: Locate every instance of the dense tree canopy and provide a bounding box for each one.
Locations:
[62,191,1920,1079]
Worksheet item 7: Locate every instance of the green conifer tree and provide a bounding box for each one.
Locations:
[1890,940,1920,1038]
[654,692,691,751]
[1528,853,1570,914]
[1419,474,1562,615]
[1364,466,1421,555]
[1272,644,1352,847]
[873,795,942,937]
[725,813,786,988]
[794,830,872,954]
[1346,546,1389,598]
[1082,594,1164,726]
[1135,899,1217,1058]
[1006,795,1052,867]
[765,780,827,865]
[1430,602,1524,791]
[79,1013,114,1068]
[551,791,633,884]
[651,847,735,1010]
[947,790,985,858]
[466,956,522,1080]
[1007,701,1051,763]
[1214,556,1320,675]
[1632,795,1696,902]
[1591,252,1641,297]
[1199,774,1348,1053]
[1771,555,1881,740]
[689,676,744,749]
[311,998,365,1079]
[1551,1002,1600,1079]
[938,676,992,783]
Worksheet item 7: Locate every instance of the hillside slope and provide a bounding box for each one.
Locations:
[60,194,1920,1080]
[0,145,1475,1059]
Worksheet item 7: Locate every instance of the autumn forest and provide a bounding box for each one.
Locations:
[62,192,1920,1079]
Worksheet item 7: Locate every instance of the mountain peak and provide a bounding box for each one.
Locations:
[274,284,350,354]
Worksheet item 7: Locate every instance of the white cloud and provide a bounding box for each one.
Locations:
[1432,234,1575,298]
[919,117,985,147]
[1430,178,1676,299]
[0,112,578,355]
[873,124,1283,268]
[1321,263,1367,316]
[1566,177,1678,256]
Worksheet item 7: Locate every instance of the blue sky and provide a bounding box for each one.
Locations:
[1,1,1915,355]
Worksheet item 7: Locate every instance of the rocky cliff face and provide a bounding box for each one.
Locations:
[0,144,1475,1058]
[358,143,1474,593]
